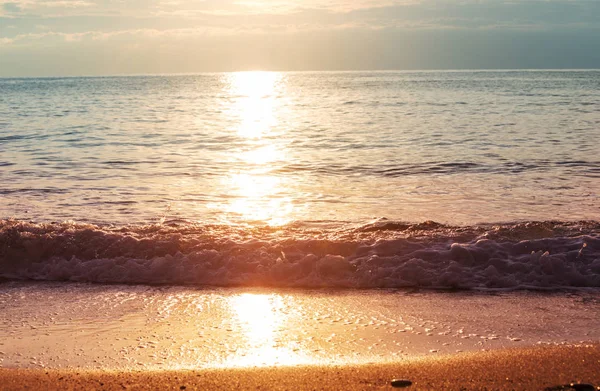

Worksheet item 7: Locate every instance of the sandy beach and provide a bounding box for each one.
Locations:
[2,69,600,391]
[1,345,598,390]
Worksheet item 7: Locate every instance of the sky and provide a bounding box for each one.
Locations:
[1,0,599,76]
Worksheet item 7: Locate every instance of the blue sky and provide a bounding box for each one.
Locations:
[1,0,599,76]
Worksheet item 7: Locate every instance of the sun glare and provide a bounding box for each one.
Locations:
[225,293,309,367]
[240,144,282,166]
[223,173,293,226]
[229,71,279,98]
[210,71,293,226]
[226,71,281,139]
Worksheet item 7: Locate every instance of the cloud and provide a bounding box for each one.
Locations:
[0,26,291,47]
[41,1,94,7]
[1,2,22,16]
[2,26,600,77]
[0,0,94,18]
[1,0,598,30]
[2,2,21,12]
[1,0,599,75]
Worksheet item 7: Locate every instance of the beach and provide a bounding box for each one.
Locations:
[1,282,599,390]
[1,71,599,389]
[1,345,599,390]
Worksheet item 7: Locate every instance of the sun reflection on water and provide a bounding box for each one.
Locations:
[239,144,282,166]
[225,293,309,367]
[226,71,282,139]
[225,174,293,225]
[211,71,294,226]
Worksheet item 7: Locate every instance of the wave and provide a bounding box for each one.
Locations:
[1,219,599,290]
[269,160,600,178]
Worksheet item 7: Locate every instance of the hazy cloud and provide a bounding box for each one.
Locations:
[1,2,22,15]
[0,0,599,75]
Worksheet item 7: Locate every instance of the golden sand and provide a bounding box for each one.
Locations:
[1,345,598,390]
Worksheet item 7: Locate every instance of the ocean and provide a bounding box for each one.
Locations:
[1,70,599,370]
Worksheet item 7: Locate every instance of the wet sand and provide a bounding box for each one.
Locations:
[3,283,600,370]
[1,345,599,390]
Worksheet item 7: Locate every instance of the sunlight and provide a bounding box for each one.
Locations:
[232,294,281,342]
[229,71,279,98]
[210,71,294,226]
[225,293,309,367]
[221,173,294,226]
[239,144,283,166]
[226,71,282,139]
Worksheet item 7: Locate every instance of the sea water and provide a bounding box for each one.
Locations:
[2,71,599,226]
[1,71,599,369]
[1,70,599,289]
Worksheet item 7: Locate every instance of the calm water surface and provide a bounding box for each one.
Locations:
[1,70,599,225]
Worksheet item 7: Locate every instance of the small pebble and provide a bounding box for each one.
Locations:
[391,379,412,388]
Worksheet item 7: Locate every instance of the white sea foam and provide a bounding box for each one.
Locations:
[1,219,598,290]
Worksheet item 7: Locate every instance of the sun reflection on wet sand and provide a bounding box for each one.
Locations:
[211,71,294,226]
[225,293,310,367]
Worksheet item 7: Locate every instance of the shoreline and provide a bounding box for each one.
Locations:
[1,284,599,371]
[1,345,599,390]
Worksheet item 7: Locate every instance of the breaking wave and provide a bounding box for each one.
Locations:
[1,219,599,290]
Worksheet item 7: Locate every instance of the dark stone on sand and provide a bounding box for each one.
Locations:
[544,383,596,391]
[391,379,412,388]
[569,385,596,391]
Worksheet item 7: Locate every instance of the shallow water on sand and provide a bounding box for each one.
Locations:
[1,282,599,370]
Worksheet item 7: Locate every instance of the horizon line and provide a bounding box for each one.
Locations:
[1,68,600,79]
